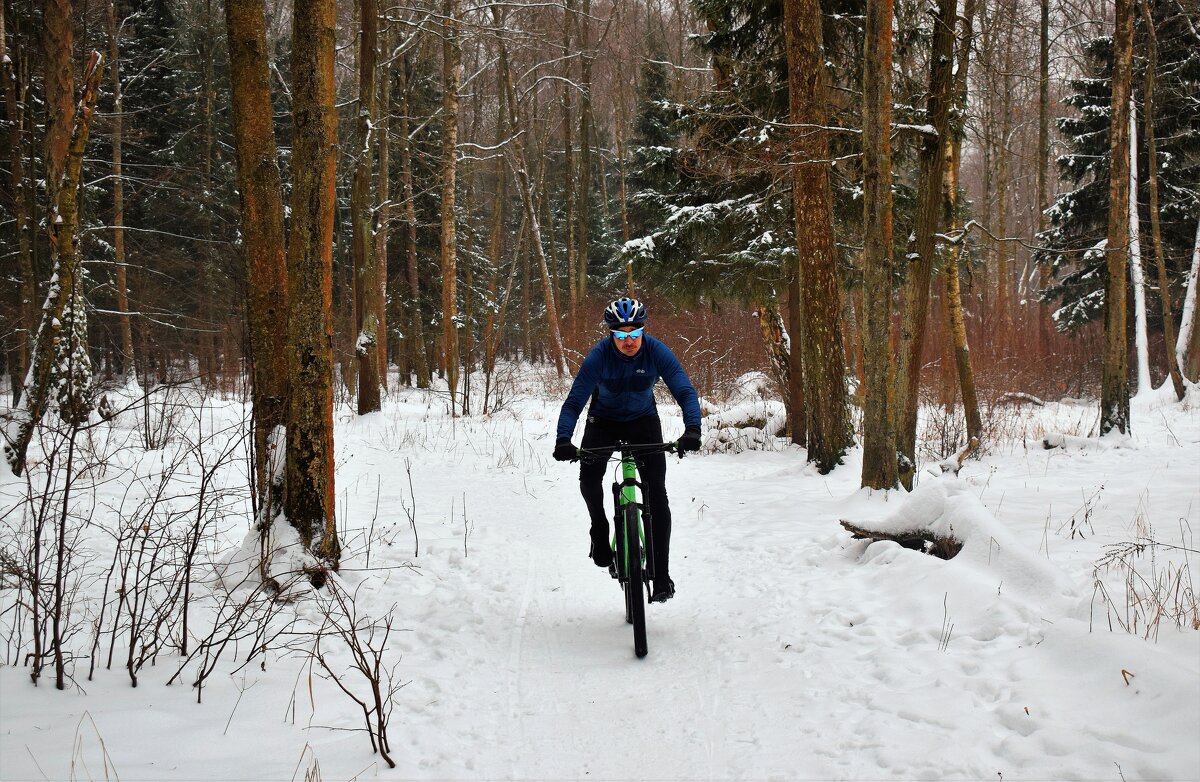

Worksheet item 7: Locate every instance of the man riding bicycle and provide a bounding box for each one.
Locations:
[553,297,702,603]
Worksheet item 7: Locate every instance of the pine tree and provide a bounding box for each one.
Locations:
[1039,0,1200,332]
[625,44,682,242]
[619,1,795,304]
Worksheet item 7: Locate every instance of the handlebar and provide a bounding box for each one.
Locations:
[576,440,682,463]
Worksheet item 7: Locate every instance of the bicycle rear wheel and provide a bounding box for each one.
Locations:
[623,503,648,658]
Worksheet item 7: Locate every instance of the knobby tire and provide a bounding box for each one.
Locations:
[624,504,647,658]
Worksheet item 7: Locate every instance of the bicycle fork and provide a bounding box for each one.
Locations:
[610,460,655,584]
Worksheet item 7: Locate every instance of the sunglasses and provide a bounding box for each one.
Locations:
[611,327,644,341]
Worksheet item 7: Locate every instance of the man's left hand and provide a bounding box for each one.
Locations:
[679,426,702,453]
[553,438,579,462]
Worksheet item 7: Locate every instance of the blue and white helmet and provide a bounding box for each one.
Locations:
[603,297,647,328]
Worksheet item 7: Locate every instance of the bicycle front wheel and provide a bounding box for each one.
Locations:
[623,503,648,658]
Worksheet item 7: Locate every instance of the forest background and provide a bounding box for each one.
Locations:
[1,2,1200,776]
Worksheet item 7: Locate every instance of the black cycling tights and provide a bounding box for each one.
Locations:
[578,414,672,579]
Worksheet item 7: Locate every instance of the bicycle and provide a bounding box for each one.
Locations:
[577,440,681,659]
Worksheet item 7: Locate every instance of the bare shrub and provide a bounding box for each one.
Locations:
[167,576,296,702]
[1091,513,1199,639]
[0,420,101,689]
[138,382,190,450]
[305,579,404,769]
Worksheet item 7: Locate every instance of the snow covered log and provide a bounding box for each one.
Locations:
[841,477,1074,604]
[700,372,788,453]
[996,392,1046,406]
[840,519,963,560]
[1042,432,1134,450]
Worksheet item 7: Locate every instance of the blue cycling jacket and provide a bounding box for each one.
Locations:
[556,334,702,441]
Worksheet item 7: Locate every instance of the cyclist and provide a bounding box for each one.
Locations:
[553,297,702,603]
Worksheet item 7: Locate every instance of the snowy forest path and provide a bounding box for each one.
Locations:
[354,408,1197,780]
[3,399,1196,781]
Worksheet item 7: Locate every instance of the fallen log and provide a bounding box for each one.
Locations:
[839,519,963,560]
[1042,432,1134,450]
[997,391,1046,406]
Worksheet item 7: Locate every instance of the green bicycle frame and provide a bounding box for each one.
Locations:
[616,455,645,576]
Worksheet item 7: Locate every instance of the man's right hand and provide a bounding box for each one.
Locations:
[553,438,578,462]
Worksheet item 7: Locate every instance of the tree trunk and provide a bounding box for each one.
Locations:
[510,139,566,377]
[353,0,382,414]
[441,0,461,412]
[460,111,478,415]
[1036,0,1052,352]
[995,90,1012,349]
[105,0,135,384]
[1182,217,1200,382]
[1127,98,1151,396]
[944,240,982,441]
[1139,3,1184,399]
[757,297,791,395]
[944,0,982,446]
[860,0,897,489]
[3,4,35,404]
[225,0,289,520]
[397,53,430,388]
[561,2,577,338]
[615,52,634,297]
[198,0,218,385]
[42,0,74,210]
[4,52,103,475]
[495,41,566,375]
[1101,0,1133,436]
[286,0,339,565]
[783,0,848,472]
[576,0,593,303]
[787,268,806,447]
[375,18,391,389]
[895,0,955,486]
[482,77,507,392]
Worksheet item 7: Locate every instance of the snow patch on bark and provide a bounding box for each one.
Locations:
[215,517,320,599]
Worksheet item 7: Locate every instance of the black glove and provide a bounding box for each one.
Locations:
[553,438,578,462]
[678,425,702,453]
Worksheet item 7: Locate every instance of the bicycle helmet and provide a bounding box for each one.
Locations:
[603,297,647,328]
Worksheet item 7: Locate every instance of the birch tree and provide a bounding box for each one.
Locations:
[1180,217,1200,381]
[1128,99,1151,396]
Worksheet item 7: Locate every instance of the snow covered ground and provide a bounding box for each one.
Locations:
[2,370,1199,781]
